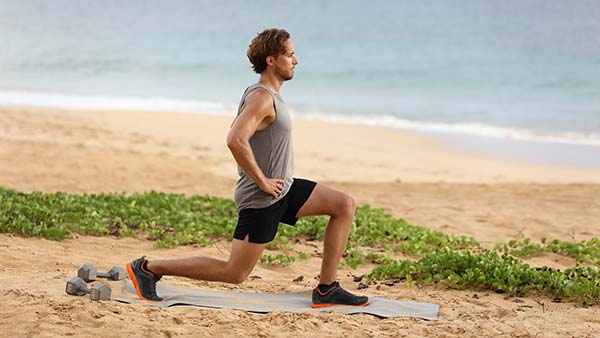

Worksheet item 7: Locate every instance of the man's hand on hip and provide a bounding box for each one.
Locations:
[259,178,285,198]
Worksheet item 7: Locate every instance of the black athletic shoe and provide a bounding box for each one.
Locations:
[125,256,163,301]
[311,281,370,308]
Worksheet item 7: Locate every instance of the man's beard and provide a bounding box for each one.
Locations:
[275,64,294,81]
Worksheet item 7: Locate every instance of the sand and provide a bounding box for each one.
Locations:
[1,107,599,337]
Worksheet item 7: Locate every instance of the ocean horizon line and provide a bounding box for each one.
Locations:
[2,89,599,148]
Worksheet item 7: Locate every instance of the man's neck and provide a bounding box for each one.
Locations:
[258,73,283,95]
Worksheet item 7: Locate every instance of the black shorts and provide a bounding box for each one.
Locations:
[233,178,317,244]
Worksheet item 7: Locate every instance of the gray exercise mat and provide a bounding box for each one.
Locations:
[115,282,439,320]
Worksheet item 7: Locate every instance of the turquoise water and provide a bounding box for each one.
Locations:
[1,0,600,146]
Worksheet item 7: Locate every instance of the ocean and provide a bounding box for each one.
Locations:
[1,1,600,160]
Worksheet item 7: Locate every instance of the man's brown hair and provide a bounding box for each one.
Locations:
[247,28,290,74]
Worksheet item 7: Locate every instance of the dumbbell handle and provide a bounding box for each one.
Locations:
[66,282,91,296]
[66,280,111,300]
[97,272,111,278]
[78,265,125,281]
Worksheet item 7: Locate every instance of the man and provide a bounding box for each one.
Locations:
[126,28,369,308]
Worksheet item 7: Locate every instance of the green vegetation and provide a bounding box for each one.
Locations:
[1,187,599,305]
[496,237,600,265]
[259,253,296,266]
[297,251,311,261]
[369,249,600,306]
[0,188,237,246]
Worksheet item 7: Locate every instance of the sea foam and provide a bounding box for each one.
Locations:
[2,89,599,147]
[301,112,600,147]
[0,89,236,116]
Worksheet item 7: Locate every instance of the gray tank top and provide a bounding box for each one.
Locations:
[234,83,294,211]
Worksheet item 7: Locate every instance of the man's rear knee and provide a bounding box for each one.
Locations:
[224,267,251,284]
[229,273,247,284]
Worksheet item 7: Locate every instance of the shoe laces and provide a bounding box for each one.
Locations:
[334,284,358,298]
[141,256,161,297]
[148,280,158,298]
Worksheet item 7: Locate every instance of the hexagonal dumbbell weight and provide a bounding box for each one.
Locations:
[65,277,111,301]
[78,264,126,282]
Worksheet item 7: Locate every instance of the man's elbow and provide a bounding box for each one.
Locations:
[227,136,244,152]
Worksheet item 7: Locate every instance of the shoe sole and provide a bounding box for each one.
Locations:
[125,263,161,302]
[311,297,370,309]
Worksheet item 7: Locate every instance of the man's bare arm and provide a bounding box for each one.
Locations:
[227,89,284,198]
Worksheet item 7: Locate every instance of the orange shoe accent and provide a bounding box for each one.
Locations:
[311,298,370,309]
[314,285,337,296]
[125,263,160,302]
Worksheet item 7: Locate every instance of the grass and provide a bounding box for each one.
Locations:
[1,187,599,305]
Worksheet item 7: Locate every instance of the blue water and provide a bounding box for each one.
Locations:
[1,0,600,146]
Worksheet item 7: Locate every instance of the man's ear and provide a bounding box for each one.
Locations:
[266,55,275,66]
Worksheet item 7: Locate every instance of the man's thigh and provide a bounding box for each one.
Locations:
[295,183,352,218]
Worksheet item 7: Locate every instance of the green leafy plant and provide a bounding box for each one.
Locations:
[259,253,295,266]
[369,249,600,305]
[0,188,238,246]
[2,187,599,305]
[497,237,600,266]
[297,251,311,261]
[343,248,365,269]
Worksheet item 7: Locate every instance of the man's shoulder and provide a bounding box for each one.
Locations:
[246,86,272,100]
[244,87,274,108]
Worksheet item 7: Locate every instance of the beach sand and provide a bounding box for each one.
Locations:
[1,107,599,337]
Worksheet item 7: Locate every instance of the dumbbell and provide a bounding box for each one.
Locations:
[78,264,126,282]
[65,277,111,301]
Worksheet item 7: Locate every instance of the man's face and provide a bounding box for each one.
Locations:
[273,39,298,81]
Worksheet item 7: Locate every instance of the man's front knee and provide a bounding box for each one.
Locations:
[338,194,356,219]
